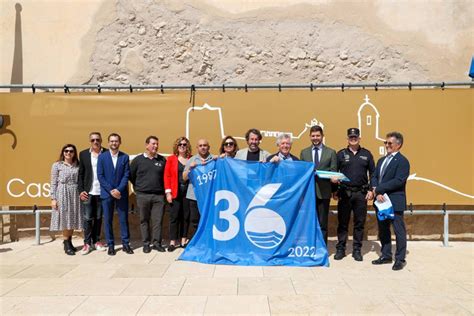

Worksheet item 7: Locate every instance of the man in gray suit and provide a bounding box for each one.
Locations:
[235,128,270,161]
[300,125,337,245]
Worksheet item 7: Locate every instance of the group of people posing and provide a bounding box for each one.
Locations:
[51,126,410,271]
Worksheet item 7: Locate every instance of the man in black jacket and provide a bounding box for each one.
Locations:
[130,136,167,253]
[78,132,107,255]
[371,132,410,271]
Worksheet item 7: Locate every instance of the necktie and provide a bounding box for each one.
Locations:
[313,147,319,168]
[380,155,393,179]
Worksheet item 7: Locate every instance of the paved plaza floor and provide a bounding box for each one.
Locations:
[0,238,472,315]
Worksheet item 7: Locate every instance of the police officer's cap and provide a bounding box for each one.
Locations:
[347,128,360,137]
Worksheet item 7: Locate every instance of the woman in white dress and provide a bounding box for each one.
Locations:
[50,144,83,255]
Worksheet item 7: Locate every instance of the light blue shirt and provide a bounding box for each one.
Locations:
[185,153,213,200]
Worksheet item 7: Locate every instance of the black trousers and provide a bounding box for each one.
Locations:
[336,191,367,252]
[82,195,103,245]
[316,198,330,246]
[169,190,191,240]
[136,193,165,246]
[377,211,407,261]
[188,199,200,236]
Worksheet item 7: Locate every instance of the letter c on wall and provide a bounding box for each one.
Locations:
[7,178,25,197]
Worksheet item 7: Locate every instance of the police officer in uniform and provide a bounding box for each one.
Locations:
[333,128,375,261]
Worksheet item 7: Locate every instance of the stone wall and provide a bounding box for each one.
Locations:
[1,0,473,85]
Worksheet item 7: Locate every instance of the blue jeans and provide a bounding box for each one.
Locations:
[82,195,103,245]
[102,196,130,247]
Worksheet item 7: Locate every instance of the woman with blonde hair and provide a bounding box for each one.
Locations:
[164,137,192,251]
[50,144,83,255]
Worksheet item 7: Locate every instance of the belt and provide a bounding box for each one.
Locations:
[340,185,367,192]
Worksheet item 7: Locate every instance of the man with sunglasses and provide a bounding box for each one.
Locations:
[371,132,410,271]
[183,139,213,233]
[332,128,375,262]
[78,132,107,255]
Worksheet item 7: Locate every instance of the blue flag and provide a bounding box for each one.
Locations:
[179,158,329,266]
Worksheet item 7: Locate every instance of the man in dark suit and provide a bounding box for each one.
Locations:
[97,133,132,256]
[78,132,107,255]
[371,131,410,271]
[266,133,299,162]
[300,125,337,245]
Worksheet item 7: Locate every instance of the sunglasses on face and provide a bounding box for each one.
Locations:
[64,149,74,154]
[383,141,394,145]
[90,138,101,143]
[178,143,188,147]
[224,142,235,147]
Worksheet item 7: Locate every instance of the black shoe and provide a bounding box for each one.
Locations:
[167,244,177,252]
[392,260,406,271]
[153,244,166,252]
[67,237,77,252]
[352,250,363,262]
[108,246,116,256]
[122,244,134,254]
[334,250,345,260]
[372,257,392,265]
[63,240,75,256]
[143,244,152,253]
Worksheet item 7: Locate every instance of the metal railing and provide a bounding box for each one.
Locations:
[1,207,472,246]
[0,207,51,245]
[0,81,472,93]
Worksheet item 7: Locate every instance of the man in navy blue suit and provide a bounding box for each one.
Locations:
[371,132,410,270]
[97,133,133,256]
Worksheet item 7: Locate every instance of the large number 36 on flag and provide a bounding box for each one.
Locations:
[179,158,329,266]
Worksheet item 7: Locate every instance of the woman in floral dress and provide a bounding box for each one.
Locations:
[50,144,83,255]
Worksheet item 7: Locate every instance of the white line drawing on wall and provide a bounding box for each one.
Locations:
[408,174,474,199]
[186,103,226,139]
[357,95,472,199]
[182,100,473,199]
[185,103,324,141]
[357,95,386,156]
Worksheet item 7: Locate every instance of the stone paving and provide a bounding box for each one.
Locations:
[0,238,472,315]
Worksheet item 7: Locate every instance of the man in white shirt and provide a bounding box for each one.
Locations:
[78,132,107,254]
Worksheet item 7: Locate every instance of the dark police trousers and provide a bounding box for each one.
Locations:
[136,193,165,246]
[336,190,367,251]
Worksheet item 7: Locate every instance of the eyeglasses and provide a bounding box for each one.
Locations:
[178,143,188,147]
[63,150,74,154]
[90,138,101,143]
[224,142,235,147]
[383,141,393,145]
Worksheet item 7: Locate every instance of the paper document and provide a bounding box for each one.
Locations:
[374,194,394,220]
[315,170,350,182]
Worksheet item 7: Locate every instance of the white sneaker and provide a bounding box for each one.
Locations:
[81,244,92,255]
[94,242,107,252]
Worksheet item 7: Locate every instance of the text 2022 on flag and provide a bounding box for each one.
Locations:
[179,158,329,266]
